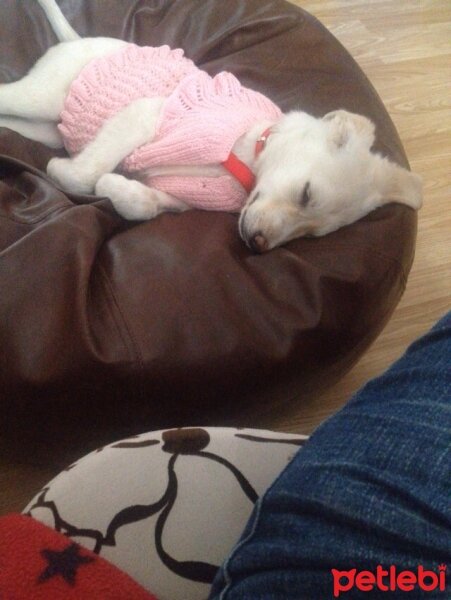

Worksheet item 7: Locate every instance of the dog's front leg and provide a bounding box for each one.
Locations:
[47,97,165,194]
[95,173,190,220]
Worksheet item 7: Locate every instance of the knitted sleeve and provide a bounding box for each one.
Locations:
[145,173,247,211]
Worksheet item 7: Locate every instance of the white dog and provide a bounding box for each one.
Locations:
[0,0,422,252]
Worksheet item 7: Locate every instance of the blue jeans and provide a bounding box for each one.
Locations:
[209,313,451,599]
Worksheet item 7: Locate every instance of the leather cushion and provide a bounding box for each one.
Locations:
[0,0,416,448]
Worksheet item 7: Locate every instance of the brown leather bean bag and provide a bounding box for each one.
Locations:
[0,0,416,452]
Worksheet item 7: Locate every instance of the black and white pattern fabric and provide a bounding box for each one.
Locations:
[24,427,308,600]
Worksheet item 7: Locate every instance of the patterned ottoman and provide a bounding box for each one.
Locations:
[24,427,308,600]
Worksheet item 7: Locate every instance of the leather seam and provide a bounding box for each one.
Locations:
[96,263,145,397]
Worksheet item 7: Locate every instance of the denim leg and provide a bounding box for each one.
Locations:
[209,312,451,599]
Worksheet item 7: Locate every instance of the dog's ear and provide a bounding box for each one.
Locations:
[371,157,423,210]
[323,109,376,149]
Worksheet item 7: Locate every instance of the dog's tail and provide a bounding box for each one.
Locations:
[36,0,80,42]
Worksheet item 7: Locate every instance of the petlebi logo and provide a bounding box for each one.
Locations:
[331,564,447,597]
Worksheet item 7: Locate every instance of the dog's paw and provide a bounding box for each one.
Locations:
[47,157,95,195]
[95,173,160,220]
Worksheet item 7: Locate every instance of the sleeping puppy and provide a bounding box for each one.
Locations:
[0,0,422,252]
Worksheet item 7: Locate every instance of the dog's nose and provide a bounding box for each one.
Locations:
[249,233,268,253]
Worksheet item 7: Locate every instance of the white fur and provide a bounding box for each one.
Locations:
[240,110,423,249]
[36,0,80,42]
[0,0,422,251]
[47,97,165,194]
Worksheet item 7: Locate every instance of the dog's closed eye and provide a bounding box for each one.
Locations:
[299,182,311,207]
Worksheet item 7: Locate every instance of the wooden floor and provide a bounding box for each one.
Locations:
[1,0,450,514]
[266,0,450,434]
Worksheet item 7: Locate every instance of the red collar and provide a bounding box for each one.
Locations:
[222,127,272,194]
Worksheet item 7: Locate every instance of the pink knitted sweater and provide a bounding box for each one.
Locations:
[59,44,282,211]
